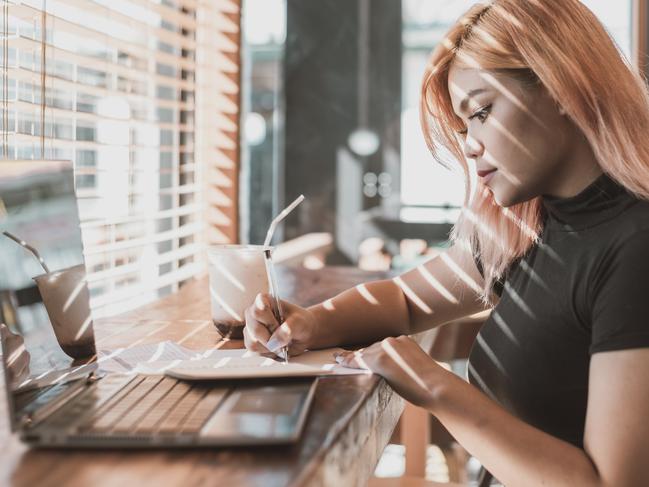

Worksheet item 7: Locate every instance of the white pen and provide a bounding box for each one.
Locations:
[263,249,289,364]
[261,194,305,363]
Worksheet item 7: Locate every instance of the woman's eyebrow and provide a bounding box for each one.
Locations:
[459,88,488,112]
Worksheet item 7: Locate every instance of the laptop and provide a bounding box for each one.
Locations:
[0,160,317,447]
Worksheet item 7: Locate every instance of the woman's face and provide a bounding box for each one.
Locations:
[447,65,577,207]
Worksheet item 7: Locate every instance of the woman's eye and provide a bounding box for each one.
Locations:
[470,104,492,124]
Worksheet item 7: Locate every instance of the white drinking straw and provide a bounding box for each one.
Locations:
[263,194,305,247]
[3,231,51,273]
[262,194,305,363]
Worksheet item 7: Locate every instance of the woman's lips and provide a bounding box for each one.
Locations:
[477,168,497,181]
[477,168,497,177]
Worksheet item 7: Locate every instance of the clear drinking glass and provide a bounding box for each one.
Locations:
[32,264,96,359]
[207,245,271,339]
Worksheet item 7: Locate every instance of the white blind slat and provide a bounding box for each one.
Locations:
[86,243,202,284]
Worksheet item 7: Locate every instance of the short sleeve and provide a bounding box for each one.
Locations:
[589,229,649,355]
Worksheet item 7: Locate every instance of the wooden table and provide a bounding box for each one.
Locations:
[0,265,438,487]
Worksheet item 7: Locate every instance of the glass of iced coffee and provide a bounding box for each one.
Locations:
[33,263,96,359]
[207,245,271,339]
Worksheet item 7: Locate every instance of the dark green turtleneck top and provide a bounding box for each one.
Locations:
[469,173,649,447]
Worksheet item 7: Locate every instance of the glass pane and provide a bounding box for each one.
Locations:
[240,0,286,244]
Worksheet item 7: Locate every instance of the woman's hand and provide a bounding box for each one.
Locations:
[334,335,452,409]
[0,323,30,384]
[243,293,319,358]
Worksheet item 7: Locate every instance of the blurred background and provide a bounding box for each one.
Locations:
[0,0,635,318]
[240,0,633,270]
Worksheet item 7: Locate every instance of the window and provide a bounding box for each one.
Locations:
[1,0,241,317]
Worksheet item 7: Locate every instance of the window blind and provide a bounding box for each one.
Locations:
[1,0,241,318]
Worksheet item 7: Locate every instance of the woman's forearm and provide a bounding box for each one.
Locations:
[431,373,602,487]
[307,279,411,349]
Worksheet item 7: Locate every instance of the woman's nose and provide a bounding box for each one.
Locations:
[463,134,484,160]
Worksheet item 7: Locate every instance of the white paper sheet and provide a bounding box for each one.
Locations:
[97,342,370,378]
[163,347,370,379]
[97,341,201,373]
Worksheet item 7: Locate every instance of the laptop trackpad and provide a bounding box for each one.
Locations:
[200,381,315,443]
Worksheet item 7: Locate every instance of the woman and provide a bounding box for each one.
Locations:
[244,0,649,484]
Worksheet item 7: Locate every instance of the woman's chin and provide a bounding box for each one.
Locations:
[489,185,517,208]
[493,186,536,208]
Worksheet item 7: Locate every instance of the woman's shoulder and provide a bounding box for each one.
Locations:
[606,197,649,242]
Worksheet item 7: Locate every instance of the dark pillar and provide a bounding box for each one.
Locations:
[283,0,402,261]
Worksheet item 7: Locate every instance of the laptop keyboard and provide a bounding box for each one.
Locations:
[41,374,229,436]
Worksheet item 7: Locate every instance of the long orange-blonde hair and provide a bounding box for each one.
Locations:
[421,0,649,303]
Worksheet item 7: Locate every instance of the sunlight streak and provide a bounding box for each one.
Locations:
[199,340,228,359]
[381,341,428,389]
[211,261,245,292]
[177,320,211,345]
[7,344,26,366]
[210,288,243,322]
[441,37,455,52]
[481,150,524,186]
[261,357,276,367]
[416,266,459,304]
[144,359,181,374]
[146,342,167,363]
[73,314,94,340]
[275,322,292,346]
[455,48,483,70]
[478,71,549,130]
[394,277,433,315]
[213,357,231,368]
[449,82,482,113]
[537,241,565,266]
[439,253,483,295]
[501,206,540,241]
[52,369,75,385]
[461,209,504,250]
[62,279,86,312]
[355,284,380,305]
[492,4,524,29]
[96,347,125,364]
[518,260,551,293]
[487,117,533,159]
[502,282,536,320]
[491,311,520,347]
[468,362,498,401]
[131,322,174,347]
[352,349,369,370]
[476,334,508,376]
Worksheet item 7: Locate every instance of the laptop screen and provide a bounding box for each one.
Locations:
[0,160,96,429]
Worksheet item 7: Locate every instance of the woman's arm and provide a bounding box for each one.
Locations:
[307,243,491,349]
[336,339,649,487]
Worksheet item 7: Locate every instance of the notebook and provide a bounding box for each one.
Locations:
[161,347,370,380]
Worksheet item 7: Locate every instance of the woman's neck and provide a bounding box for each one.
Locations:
[544,132,603,198]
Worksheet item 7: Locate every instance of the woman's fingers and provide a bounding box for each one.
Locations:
[334,348,369,370]
[253,293,280,325]
[243,293,277,346]
[266,322,292,352]
[243,326,271,354]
